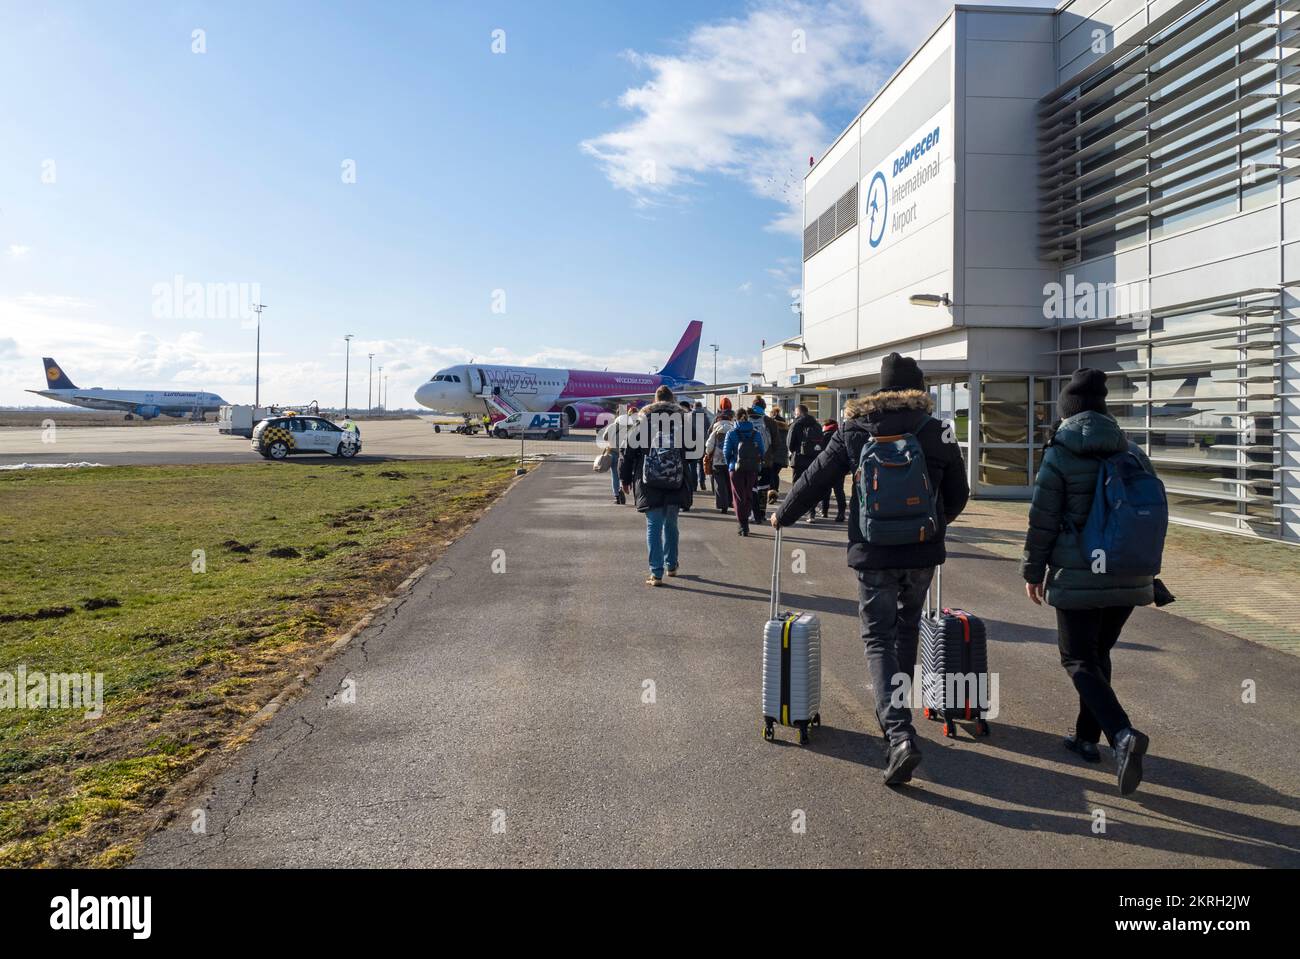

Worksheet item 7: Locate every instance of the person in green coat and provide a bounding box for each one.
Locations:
[1021,369,1153,796]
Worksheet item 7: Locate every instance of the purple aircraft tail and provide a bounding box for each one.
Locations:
[657,321,703,382]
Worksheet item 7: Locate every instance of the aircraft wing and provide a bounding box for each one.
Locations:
[66,394,142,411]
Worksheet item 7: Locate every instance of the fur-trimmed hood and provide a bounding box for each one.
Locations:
[844,389,933,419]
[636,400,685,418]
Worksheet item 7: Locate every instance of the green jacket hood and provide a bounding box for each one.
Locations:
[1051,411,1127,457]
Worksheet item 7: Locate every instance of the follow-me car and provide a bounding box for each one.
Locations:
[251,414,360,460]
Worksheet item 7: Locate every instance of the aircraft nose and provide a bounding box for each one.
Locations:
[415,382,440,409]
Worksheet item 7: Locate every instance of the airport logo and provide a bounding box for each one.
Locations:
[150,274,262,322]
[863,110,949,254]
[892,125,941,177]
[866,171,888,248]
[49,889,151,939]
[0,667,104,719]
[486,369,539,395]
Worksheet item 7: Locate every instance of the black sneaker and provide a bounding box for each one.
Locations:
[1063,735,1101,763]
[1114,727,1149,796]
[883,739,922,786]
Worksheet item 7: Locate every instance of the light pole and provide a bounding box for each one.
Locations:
[251,303,267,407]
[368,353,375,412]
[343,334,354,415]
[377,366,383,411]
[383,374,388,412]
[708,343,719,413]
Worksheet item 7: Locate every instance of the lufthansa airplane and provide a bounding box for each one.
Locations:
[28,358,228,420]
[415,321,709,427]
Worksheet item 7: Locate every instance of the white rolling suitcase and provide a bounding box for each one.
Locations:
[762,527,822,745]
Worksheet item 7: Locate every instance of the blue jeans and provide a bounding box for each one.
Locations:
[645,506,680,577]
[609,449,620,496]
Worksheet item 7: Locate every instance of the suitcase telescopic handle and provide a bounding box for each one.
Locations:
[770,526,783,621]
[925,564,942,617]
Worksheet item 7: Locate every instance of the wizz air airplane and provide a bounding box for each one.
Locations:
[27,358,227,420]
[414,321,709,426]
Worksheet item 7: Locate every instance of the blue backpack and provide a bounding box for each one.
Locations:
[855,424,939,545]
[1078,448,1168,575]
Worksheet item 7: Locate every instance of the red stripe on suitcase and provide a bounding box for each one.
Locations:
[952,610,972,720]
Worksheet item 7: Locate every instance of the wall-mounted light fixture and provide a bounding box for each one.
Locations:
[908,293,952,308]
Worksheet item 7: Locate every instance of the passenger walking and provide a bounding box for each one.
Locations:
[599,408,635,505]
[1021,368,1157,796]
[694,401,711,490]
[749,399,773,524]
[704,408,735,513]
[619,387,693,585]
[787,405,824,523]
[767,407,790,504]
[679,400,711,492]
[723,408,765,537]
[817,419,846,521]
[770,353,969,785]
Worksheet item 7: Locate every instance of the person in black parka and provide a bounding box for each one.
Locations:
[1021,368,1153,796]
[787,404,824,523]
[773,353,969,786]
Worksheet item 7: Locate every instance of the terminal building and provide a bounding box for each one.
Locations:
[761,0,1299,541]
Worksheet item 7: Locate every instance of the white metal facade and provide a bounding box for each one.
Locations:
[783,0,1300,542]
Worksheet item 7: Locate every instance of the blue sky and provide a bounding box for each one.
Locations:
[0,0,1034,407]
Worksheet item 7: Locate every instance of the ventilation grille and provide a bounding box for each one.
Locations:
[803,182,860,261]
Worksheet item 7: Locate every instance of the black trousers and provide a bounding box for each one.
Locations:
[792,458,816,518]
[821,476,846,518]
[1055,606,1134,746]
[711,465,732,511]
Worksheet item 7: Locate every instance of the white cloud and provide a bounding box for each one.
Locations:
[582,0,1050,233]
[8,244,31,259]
[737,281,753,294]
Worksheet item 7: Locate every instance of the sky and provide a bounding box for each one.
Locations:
[0,0,1049,409]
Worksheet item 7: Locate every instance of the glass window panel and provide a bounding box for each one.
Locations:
[1150,427,1244,461]
[979,446,1029,487]
[1149,369,1238,401]
[954,382,970,442]
[979,377,1029,444]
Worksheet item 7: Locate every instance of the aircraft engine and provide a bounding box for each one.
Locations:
[563,403,611,429]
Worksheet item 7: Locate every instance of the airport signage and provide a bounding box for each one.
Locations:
[862,105,952,254]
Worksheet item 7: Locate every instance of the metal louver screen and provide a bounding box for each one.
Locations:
[805,183,860,260]
[817,208,835,248]
[836,183,858,234]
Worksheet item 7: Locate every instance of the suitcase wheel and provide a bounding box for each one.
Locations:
[812,713,821,727]
[922,708,932,720]
[763,720,775,742]
[798,723,810,746]
[942,722,957,739]
[975,719,991,738]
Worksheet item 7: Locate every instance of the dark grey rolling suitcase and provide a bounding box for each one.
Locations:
[762,527,822,745]
[919,566,991,740]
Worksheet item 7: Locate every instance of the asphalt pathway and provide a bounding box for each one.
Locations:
[135,461,1300,867]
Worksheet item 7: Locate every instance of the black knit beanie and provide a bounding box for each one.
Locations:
[1059,368,1109,419]
[877,352,925,393]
